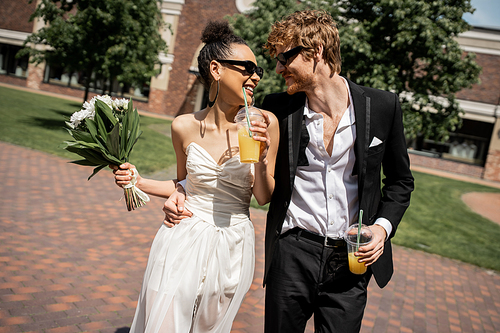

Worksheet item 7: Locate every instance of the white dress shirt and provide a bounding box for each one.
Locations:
[282,78,392,239]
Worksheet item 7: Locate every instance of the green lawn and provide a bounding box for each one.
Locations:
[1,84,500,271]
[0,85,176,175]
[394,171,500,272]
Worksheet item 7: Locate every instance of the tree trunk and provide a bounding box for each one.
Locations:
[83,68,92,103]
[84,83,90,103]
[67,72,73,87]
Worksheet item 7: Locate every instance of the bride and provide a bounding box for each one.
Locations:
[111,20,279,332]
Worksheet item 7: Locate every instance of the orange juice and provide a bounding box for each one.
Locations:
[238,127,261,163]
[344,224,372,275]
[348,252,367,274]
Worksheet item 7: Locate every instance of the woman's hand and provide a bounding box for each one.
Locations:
[109,162,140,188]
[250,112,271,164]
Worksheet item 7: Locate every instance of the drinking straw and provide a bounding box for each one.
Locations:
[356,209,364,252]
[242,87,253,137]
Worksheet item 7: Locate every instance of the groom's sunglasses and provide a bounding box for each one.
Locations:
[216,59,264,79]
[275,46,304,66]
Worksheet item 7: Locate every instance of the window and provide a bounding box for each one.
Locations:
[43,62,150,102]
[0,43,29,78]
[409,119,493,166]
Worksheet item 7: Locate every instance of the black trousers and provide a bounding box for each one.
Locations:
[265,228,371,333]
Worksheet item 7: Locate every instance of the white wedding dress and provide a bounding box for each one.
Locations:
[130,142,255,333]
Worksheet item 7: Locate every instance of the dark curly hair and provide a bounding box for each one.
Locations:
[197,20,248,89]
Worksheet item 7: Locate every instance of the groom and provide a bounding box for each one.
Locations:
[164,9,414,333]
[260,9,414,332]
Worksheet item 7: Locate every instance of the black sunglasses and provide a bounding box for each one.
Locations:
[216,59,264,79]
[275,46,304,66]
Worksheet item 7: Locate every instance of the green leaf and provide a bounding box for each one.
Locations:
[95,99,117,127]
[128,99,134,112]
[70,159,101,166]
[126,108,142,154]
[125,130,142,162]
[120,106,131,160]
[64,145,108,165]
[68,129,94,143]
[94,110,110,143]
[99,146,123,165]
[88,164,107,180]
[106,123,121,159]
[63,140,100,150]
[85,118,99,140]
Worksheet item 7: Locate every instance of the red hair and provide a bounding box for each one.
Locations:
[265,10,341,75]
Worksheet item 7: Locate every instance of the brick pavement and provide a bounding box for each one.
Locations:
[1,141,500,333]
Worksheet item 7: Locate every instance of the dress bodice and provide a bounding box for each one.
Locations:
[183,142,254,227]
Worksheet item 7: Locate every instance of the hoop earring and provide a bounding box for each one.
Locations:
[208,80,219,108]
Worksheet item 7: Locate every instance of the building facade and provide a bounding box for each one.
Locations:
[1,0,499,182]
[407,28,500,182]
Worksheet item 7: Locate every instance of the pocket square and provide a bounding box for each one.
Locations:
[369,136,383,148]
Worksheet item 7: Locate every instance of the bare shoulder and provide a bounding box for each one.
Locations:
[171,110,208,151]
[171,113,197,131]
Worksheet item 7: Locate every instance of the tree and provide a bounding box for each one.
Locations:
[229,0,481,142]
[18,0,168,102]
[229,0,335,106]
[338,0,481,142]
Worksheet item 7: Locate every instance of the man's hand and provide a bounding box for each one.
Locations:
[356,224,386,266]
[162,185,192,227]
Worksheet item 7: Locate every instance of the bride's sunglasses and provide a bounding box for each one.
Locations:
[216,59,264,79]
[275,46,304,66]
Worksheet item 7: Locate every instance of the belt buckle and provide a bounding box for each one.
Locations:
[324,236,342,248]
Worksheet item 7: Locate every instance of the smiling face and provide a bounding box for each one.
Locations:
[274,44,316,95]
[216,44,261,108]
[264,10,342,91]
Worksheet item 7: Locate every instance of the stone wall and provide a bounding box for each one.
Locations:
[484,149,500,182]
[0,74,27,87]
[161,0,238,116]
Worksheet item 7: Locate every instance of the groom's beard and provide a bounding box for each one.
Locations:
[286,73,314,96]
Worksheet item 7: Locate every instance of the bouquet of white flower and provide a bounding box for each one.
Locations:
[63,95,149,211]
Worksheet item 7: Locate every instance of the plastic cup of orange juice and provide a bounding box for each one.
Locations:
[234,106,264,163]
[344,224,373,274]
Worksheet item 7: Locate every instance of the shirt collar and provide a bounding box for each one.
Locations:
[303,77,355,129]
[339,77,355,131]
[303,98,318,120]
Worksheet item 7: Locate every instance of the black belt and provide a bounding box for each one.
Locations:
[284,227,346,248]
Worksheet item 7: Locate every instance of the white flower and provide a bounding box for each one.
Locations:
[69,108,94,128]
[69,95,125,128]
[97,95,113,108]
[112,98,129,112]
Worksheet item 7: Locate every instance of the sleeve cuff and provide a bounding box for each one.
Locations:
[374,218,392,241]
[177,179,187,189]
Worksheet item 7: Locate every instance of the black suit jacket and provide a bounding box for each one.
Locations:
[262,79,414,288]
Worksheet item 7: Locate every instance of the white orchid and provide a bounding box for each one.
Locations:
[112,98,129,112]
[69,95,129,128]
[69,108,94,128]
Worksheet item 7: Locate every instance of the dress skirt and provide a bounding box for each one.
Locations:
[129,214,255,333]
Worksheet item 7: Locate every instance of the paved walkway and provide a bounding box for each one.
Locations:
[1,141,500,333]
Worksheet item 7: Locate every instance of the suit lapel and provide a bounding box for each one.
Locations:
[348,80,370,207]
[287,93,306,190]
